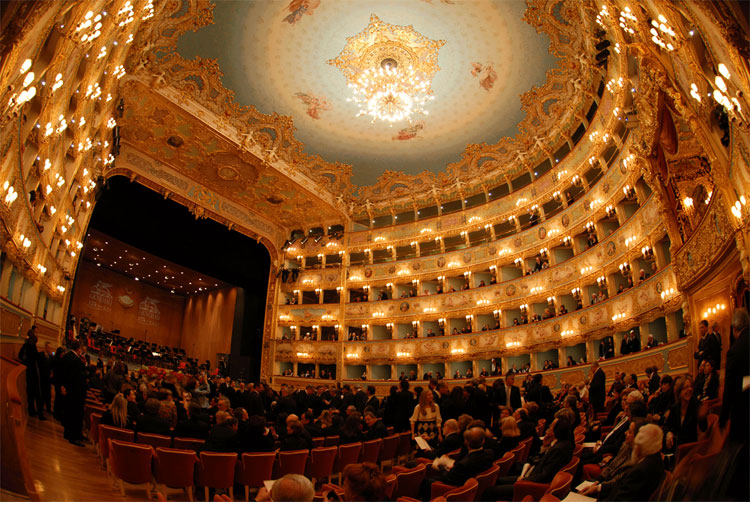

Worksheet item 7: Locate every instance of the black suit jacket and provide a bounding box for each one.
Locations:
[366,395,380,413]
[527,439,574,484]
[648,373,661,395]
[363,420,389,441]
[393,390,415,432]
[598,418,628,457]
[434,432,463,457]
[441,449,495,486]
[720,327,749,443]
[174,417,210,439]
[203,424,237,453]
[589,367,606,412]
[354,391,368,413]
[599,452,663,501]
[136,413,172,436]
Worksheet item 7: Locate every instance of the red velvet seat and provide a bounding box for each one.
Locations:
[197,452,237,501]
[99,425,135,469]
[519,437,534,463]
[510,444,525,466]
[213,493,232,501]
[572,443,583,459]
[392,463,427,499]
[276,449,309,477]
[387,426,395,436]
[109,440,155,499]
[90,412,103,451]
[512,471,573,502]
[238,452,276,501]
[137,432,172,449]
[306,446,337,485]
[324,435,340,447]
[360,438,382,464]
[384,473,398,500]
[443,478,478,502]
[311,437,325,448]
[153,447,198,501]
[559,456,579,476]
[494,451,516,476]
[378,434,400,471]
[474,464,501,500]
[333,442,362,483]
[172,437,205,452]
[396,431,413,464]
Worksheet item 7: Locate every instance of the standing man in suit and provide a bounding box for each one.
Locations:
[354,385,368,413]
[589,361,606,412]
[500,372,523,411]
[61,340,89,446]
[720,308,749,500]
[393,380,415,432]
[646,367,661,395]
[695,319,722,369]
[365,385,380,413]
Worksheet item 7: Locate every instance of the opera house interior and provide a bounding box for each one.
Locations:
[1,0,748,502]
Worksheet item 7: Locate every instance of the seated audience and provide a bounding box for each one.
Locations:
[203,411,237,452]
[174,401,210,439]
[100,393,135,430]
[257,474,315,502]
[136,398,171,435]
[342,462,387,501]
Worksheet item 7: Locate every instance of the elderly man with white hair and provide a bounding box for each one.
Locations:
[584,423,665,501]
[255,474,314,502]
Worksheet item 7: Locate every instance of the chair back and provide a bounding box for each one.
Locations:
[397,432,412,460]
[559,456,579,476]
[445,448,462,459]
[213,494,232,502]
[573,425,586,435]
[360,438,382,464]
[572,443,583,459]
[239,452,276,488]
[307,446,337,481]
[90,412,103,445]
[173,437,205,452]
[444,478,478,502]
[379,434,400,463]
[510,444,525,465]
[520,436,533,463]
[109,440,154,485]
[574,433,585,445]
[277,449,309,477]
[540,493,561,502]
[137,432,172,449]
[494,451,515,476]
[324,435,340,447]
[312,437,325,448]
[394,463,426,499]
[334,442,362,475]
[546,471,573,500]
[197,452,238,489]
[387,426,395,436]
[650,470,672,501]
[474,464,501,500]
[99,425,135,460]
[154,447,198,488]
[384,474,398,500]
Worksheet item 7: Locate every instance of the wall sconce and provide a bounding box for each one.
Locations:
[314,288,321,294]
[293,289,300,296]
[539,248,549,259]
[597,275,608,288]
[702,303,727,319]
[434,236,442,243]
[605,205,616,218]
[623,185,636,199]
[410,241,417,247]
[463,271,471,279]
[386,323,393,331]
[317,253,323,259]
[547,296,556,305]
[519,304,529,314]
[580,266,593,275]
[334,324,340,329]
[660,288,675,300]
[451,348,465,354]
[346,352,359,359]
[372,311,384,318]
[312,325,319,330]
[641,245,653,259]
[506,340,521,348]
[561,330,574,338]
[361,324,367,330]
[553,191,562,201]
[571,287,582,300]
[624,236,637,247]
[477,299,490,305]
[438,318,446,327]
[396,351,411,358]
[571,175,582,186]
[336,286,342,293]
[563,236,572,247]
[297,352,310,358]
[611,313,625,321]
[465,315,472,323]
[290,325,297,331]
[514,257,523,268]
[411,279,418,287]
[508,215,516,223]
[489,265,497,273]
[530,286,543,294]
[412,321,419,327]
[618,262,631,276]
[493,309,501,319]
[362,285,370,293]
[731,196,747,219]
[374,235,385,242]
[57,285,66,293]
[585,221,595,233]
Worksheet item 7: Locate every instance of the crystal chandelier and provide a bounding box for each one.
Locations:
[347,59,434,124]
[329,15,444,126]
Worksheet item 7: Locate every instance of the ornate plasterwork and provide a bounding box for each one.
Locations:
[328,14,445,85]
[125,0,602,216]
[117,80,343,232]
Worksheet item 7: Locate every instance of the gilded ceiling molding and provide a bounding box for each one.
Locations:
[123,0,608,217]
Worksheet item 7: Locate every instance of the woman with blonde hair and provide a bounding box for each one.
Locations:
[410,389,442,444]
[497,416,521,455]
[100,393,133,429]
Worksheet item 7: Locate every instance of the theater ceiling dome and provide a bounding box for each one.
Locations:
[175,0,559,187]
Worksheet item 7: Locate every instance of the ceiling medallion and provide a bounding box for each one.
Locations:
[328,14,445,125]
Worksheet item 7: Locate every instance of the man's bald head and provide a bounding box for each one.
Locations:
[271,474,314,502]
[286,414,299,424]
[443,419,458,435]
[463,426,486,450]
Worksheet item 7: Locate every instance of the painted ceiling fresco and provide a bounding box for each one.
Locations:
[175,0,559,186]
